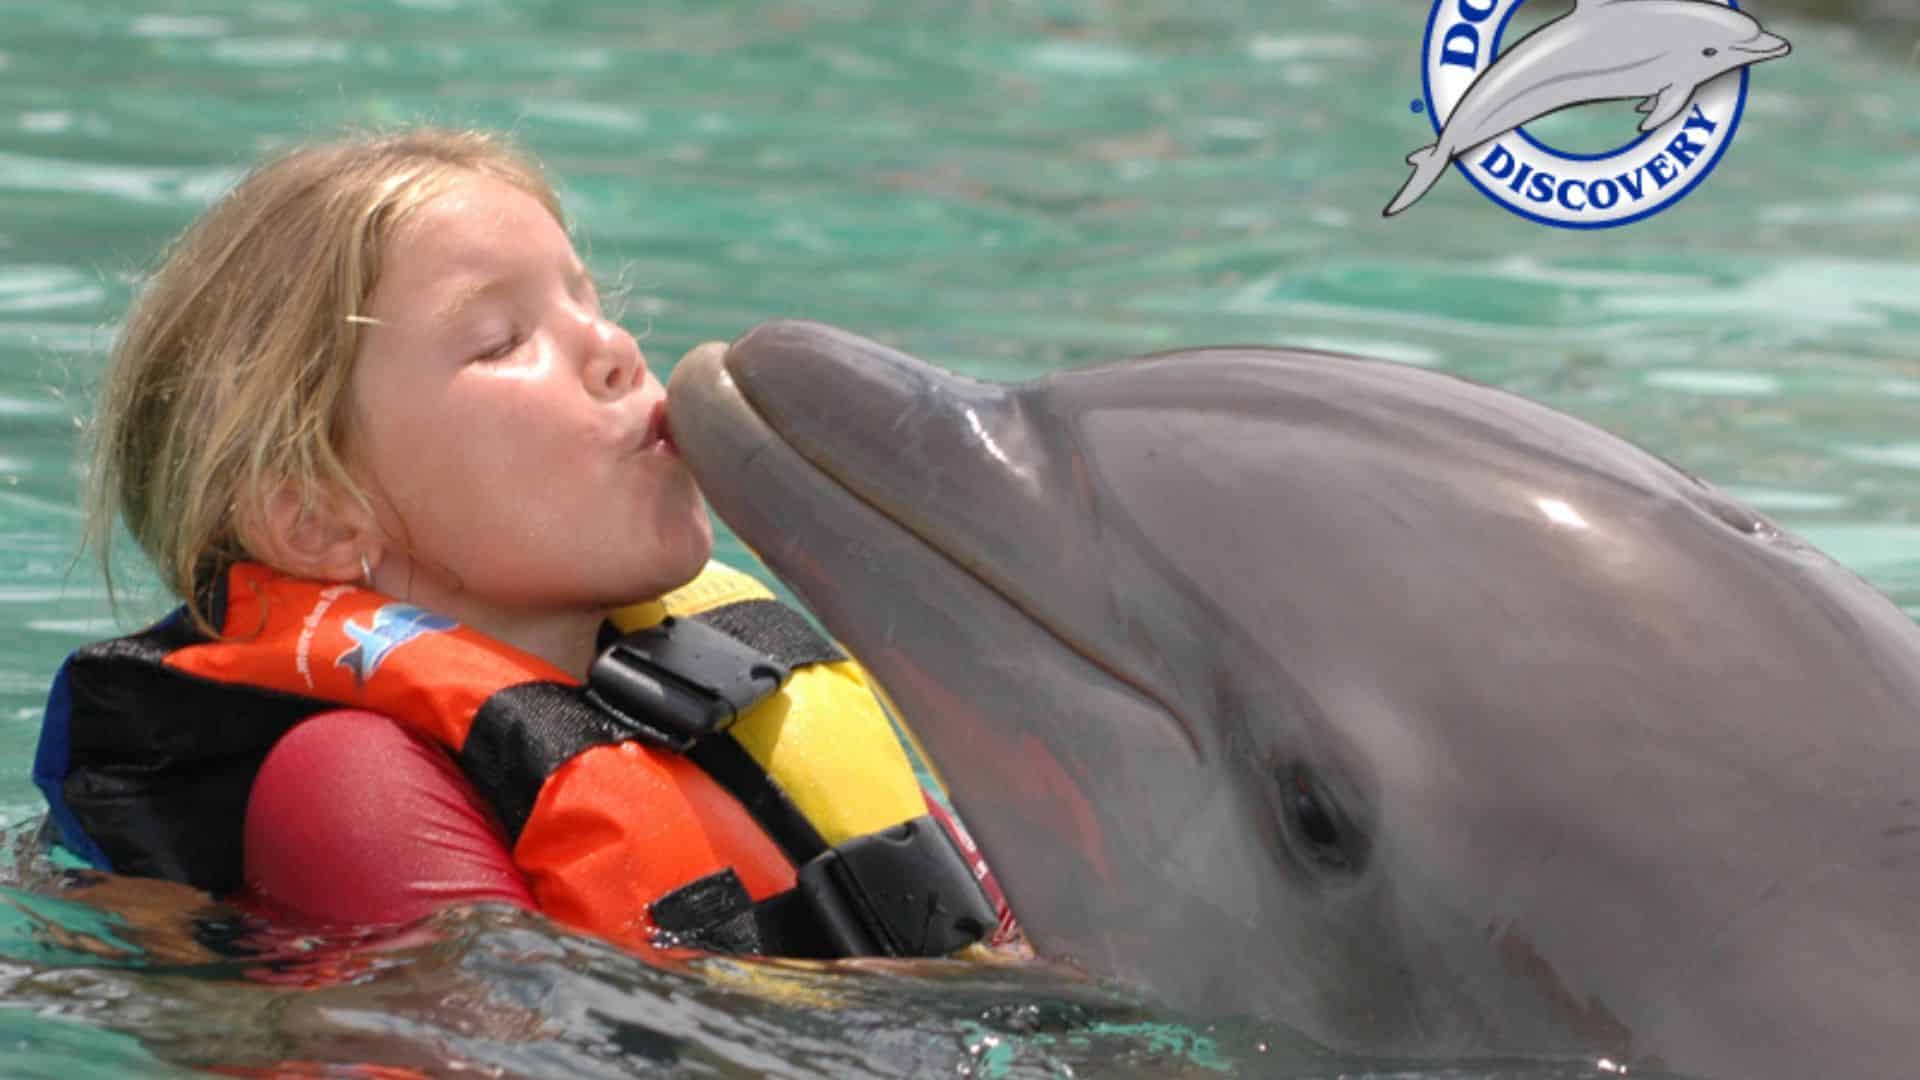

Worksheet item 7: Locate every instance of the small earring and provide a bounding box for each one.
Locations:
[359,554,374,589]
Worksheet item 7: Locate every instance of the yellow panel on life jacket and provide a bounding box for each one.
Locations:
[608,561,927,847]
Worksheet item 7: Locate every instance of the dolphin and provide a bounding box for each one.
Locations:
[1384,0,1791,216]
[667,320,1920,1079]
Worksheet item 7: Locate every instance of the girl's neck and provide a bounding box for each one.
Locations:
[471,610,606,681]
[363,563,607,680]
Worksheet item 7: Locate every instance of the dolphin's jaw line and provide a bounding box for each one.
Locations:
[719,351,1205,759]
[1733,40,1790,59]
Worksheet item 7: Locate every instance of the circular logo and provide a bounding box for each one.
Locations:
[1413,0,1764,229]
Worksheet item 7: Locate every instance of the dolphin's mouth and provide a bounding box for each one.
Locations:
[1733,33,1791,60]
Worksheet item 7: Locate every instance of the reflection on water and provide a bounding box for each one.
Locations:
[0,0,1914,1075]
[1,826,1336,1078]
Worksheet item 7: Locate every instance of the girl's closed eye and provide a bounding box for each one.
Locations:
[473,330,523,362]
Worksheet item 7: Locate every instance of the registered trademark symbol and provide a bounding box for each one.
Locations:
[1410,98,1425,114]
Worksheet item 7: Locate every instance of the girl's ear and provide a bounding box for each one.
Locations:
[243,482,381,584]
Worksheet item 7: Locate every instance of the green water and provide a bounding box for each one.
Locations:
[0,0,1917,1074]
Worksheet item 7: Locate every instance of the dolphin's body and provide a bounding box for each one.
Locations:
[668,322,1920,1079]
[1385,0,1791,216]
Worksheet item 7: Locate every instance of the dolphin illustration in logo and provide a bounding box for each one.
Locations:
[1385,0,1790,216]
[336,604,458,685]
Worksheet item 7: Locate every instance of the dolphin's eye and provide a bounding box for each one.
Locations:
[1275,763,1368,877]
[1702,47,1718,57]
[1293,781,1340,849]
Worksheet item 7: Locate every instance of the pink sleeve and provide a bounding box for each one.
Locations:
[241,709,535,926]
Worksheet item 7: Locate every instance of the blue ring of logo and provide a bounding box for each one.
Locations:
[1416,0,1752,229]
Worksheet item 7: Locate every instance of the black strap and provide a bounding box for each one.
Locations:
[648,815,998,959]
[644,868,831,958]
[648,869,769,953]
[460,682,630,843]
[686,736,827,865]
[694,598,846,669]
[792,815,997,957]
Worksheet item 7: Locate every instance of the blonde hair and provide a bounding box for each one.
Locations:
[87,127,564,632]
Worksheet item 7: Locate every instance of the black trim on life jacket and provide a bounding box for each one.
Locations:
[693,598,847,670]
[648,868,768,952]
[646,814,1000,959]
[44,573,327,894]
[458,681,631,843]
[796,814,997,956]
[685,736,828,866]
[644,868,872,958]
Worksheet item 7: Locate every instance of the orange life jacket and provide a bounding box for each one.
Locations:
[37,561,997,957]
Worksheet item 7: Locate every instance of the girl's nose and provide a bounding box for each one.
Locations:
[582,312,644,400]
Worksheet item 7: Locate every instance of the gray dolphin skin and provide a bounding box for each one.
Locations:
[1384,0,1791,216]
[668,321,1920,1079]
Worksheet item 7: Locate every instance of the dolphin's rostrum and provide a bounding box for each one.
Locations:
[1385,0,1790,216]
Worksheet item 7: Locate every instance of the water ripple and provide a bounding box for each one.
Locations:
[1760,192,1920,226]
[1246,33,1374,62]
[519,100,648,133]
[128,15,231,38]
[0,394,71,418]
[1599,260,1920,330]
[0,265,103,314]
[0,152,237,208]
[210,36,350,66]
[0,322,107,354]
[1024,42,1151,77]
[1643,370,1784,397]
[1722,486,1853,512]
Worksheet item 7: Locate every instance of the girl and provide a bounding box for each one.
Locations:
[37,128,1012,957]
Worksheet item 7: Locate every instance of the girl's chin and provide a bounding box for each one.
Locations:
[646,527,716,595]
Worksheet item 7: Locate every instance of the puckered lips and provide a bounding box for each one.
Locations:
[635,399,677,458]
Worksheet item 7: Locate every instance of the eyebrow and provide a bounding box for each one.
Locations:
[431,261,598,325]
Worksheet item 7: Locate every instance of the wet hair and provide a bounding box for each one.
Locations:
[86,127,565,632]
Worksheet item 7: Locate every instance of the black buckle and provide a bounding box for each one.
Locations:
[796,814,997,957]
[585,615,790,752]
